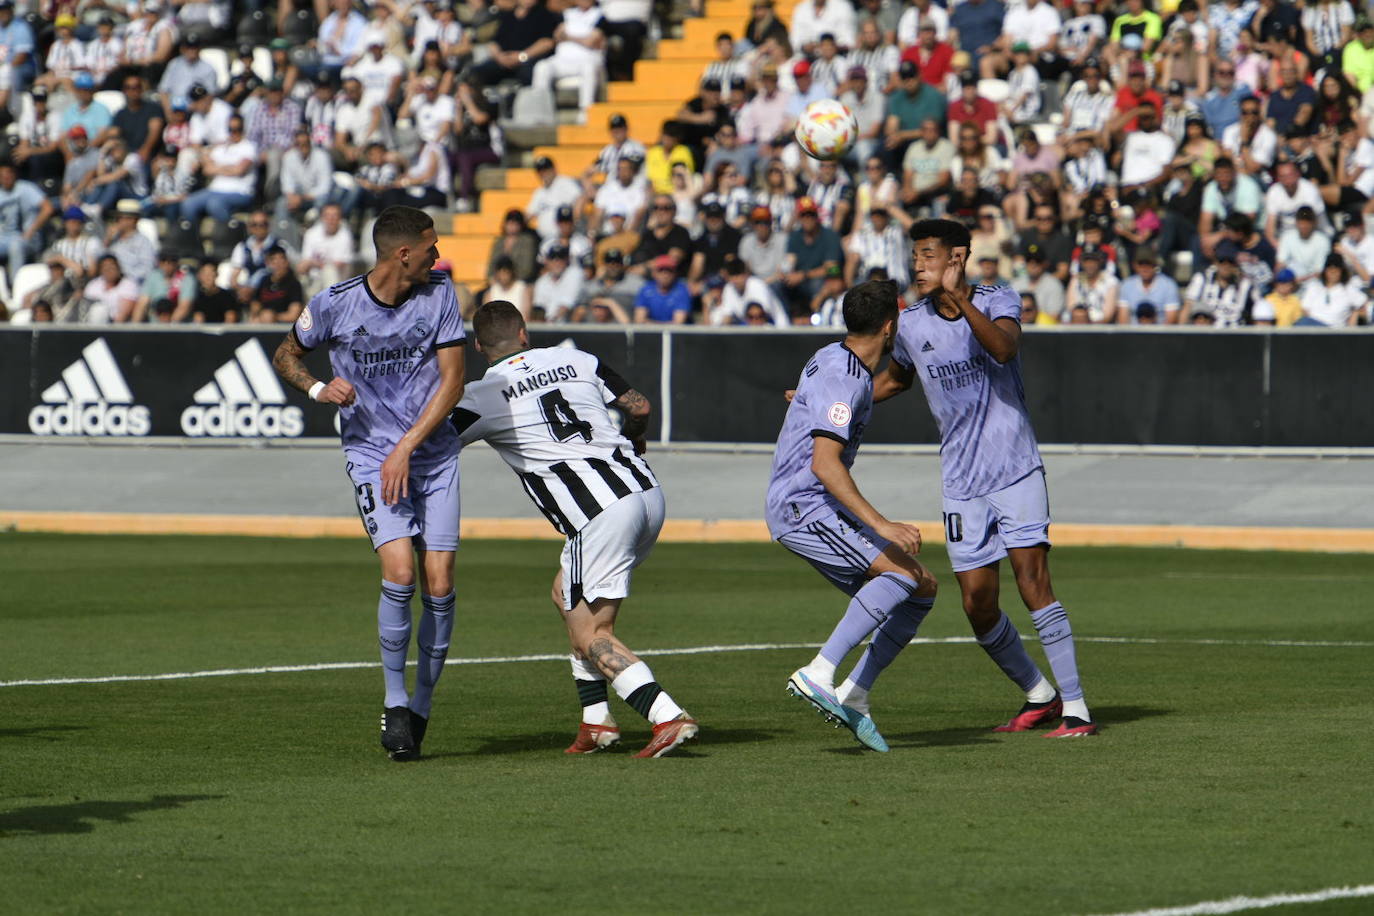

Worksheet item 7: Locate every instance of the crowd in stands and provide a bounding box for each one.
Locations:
[3,0,1374,329]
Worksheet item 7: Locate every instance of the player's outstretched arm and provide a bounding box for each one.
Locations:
[873,360,914,403]
[272,329,354,405]
[811,436,922,556]
[380,346,466,505]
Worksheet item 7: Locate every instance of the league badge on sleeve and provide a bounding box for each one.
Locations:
[299,304,314,332]
[829,402,851,427]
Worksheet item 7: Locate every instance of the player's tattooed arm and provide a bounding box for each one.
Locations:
[586,637,634,677]
[272,330,318,394]
[613,388,651,443]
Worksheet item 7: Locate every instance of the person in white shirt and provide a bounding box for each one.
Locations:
[37,15,85,93]
[1276,206,1332,288]
[1264,161,1327,244]
[1004,44,1042,125]
[530,0,605,114]
[299,203,357,297]
[591,153,648,232]
[1119,106,1177,190]
[1064,246,1120,322]
[1220,97,1277,177]
[334,77,394,167]
[187,85,233,147]
[896,0,948,44]
[180,114,258,224]
[277,127,338,221]
[85,17,124,88]
[711,257,789,325]
[789,0,857,55]
[527,155,584,241]
[399,75,455,145]
[982,0,1061,79]
[343,39,405,109]
[1336,214,1374,286]
[1296,254,1366,325]
[533,244,585,321]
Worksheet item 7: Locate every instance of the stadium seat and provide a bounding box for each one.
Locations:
[238,9,272,45]
[216,260,237,290]
[251,47,272,82]
[94,89,125,116]
[282,8,315,44]
[209,218,246,262]
[164,219,203,260]
[200,49,230,94]
[11,263,50,313]
[136,217,159,249]
[332,171,357,191]
[977,79,1010,105]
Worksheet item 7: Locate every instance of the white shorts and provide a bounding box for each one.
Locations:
[561,487,665,610]
[942,468,1051,572]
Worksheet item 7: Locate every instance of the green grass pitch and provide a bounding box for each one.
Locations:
[3,533,1372,914]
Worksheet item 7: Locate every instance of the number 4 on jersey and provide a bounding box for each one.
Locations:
[539,389,592,442]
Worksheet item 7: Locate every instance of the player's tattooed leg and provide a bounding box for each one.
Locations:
[587,637,634,678]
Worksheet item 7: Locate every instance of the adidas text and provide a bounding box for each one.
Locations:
[29,402,151,437]
[180,403,304,438]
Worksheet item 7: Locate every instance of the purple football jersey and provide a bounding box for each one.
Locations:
[294,271,464,469]
[765,342,874,537]
[892,284,1043,500]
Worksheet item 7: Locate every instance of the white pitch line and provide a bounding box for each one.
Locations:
[1084,883,1374,916]
[2,635,1372,689]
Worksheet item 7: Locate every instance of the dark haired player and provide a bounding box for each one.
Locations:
[767,279,939,752]
[450,301,698,758]
[877,218,1097,737]
[273,206,466,760]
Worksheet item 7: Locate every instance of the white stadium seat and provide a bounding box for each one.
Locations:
[136,218,159,248]
[200,48,230,94]
[94,89,125,116]
[11,263,51,312]
[977,78,1010,105]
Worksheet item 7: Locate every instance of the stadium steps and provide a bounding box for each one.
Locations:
[437,0,797,290]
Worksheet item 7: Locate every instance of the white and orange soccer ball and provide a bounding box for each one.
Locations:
[794,99,858,161]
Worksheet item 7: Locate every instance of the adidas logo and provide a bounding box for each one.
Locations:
[180,338,305,438]
[353,325,368,336]
[921,341,935,352]
[28,338,151,436]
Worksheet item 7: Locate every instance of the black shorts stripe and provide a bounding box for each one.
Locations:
[550,461,603,521]
[812,521,869,568]
[612,447,654,490]
[587,457,633,500]
[520,473,571,535]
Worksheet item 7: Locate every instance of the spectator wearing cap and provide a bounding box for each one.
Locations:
[591,113,647,179]
[980,0,1060,80]
[0,161,53,282]
[1199,60,1250,138]
[540,204,594,263]
[1119,105,1176,194]
[316,0,369,75]
[181,114,259,225]
[527,155,584,242]
[187,85,234,150]
[104,199,156,284]
[1197,157,1263,257]
[59,73,113,140]
[1118,246,1182,323]
[533,243,585,322]
[845,202,911,287]
[60,126,100,206]
[790,0,857,55]
[15,88,62,185]
[1060,0,1106,71]
[1060,133,1109,222]
[484,255,534,317]
[345,37,407,110]
[306,74,343,150]
[1161,81,1200,145]
[1265,60,1316,137]
[264,38,302,101]
[711,256,788,325]
[779,196,843,317]
[471,0,560,88]
[948,0,1006,72]
[902,20,954,87]
[785,60,829,123]
[630,194,691,274]
[1222,95,1277,180]
[1261,268,1303,325]
[884,60,947,165]
[1183,242,1260,325]
[248,79,304,198]
[689,199,743,293]
[158,35,219,116]
[36,13,84,94]
[531,0,606,115]
[735,63,792,153]
[1265,161,1327,246]
[1012,248,1065,321]
[703,122,754,184]
[0,0,36,94]
[1064,244,1119,323]
[739,205,788,283]
[948,70,998,147]
[570,248,641,323]
[634,254,691,323]
[279,127,341,222]
[1276,204,1332,289]
[591,151,648,232]
[46,205,104,281]
[251,245,305,324]
[137,250,198,323]
[645,121,695,196]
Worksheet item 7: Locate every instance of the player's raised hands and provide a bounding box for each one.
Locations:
[940,247,967,297]
[875,520,923,557]
[316,377,356,406]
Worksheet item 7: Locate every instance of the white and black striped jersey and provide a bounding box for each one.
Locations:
[451,346,658,535]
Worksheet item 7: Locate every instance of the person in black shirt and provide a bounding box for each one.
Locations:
[192,259,239,323]
[677,78,730,165]
[688,200,742,294]
[252,246,305,323]
[99,75,164,166]
[1016,204,1074,282]
[471,0,560,87]
[1158,161,1204,256]
[630,194,692,275]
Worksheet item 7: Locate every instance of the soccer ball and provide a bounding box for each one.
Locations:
[795,99,858,161]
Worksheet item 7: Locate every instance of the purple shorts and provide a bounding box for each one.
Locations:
[942,468,1050,572]
[346,456,460,552]
[776,506,889,597]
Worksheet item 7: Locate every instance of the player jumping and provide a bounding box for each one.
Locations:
[450,301,698,758]
[876,218,1097,737]
[272,206,466,761]
[768,279,939,752]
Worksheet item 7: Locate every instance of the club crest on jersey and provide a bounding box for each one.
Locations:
[828,402,851,426]
[411,318,430,339]
[299,305,314,332]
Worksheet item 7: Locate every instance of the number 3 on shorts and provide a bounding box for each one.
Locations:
[356,482,376,515]
[943,512,964,543]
